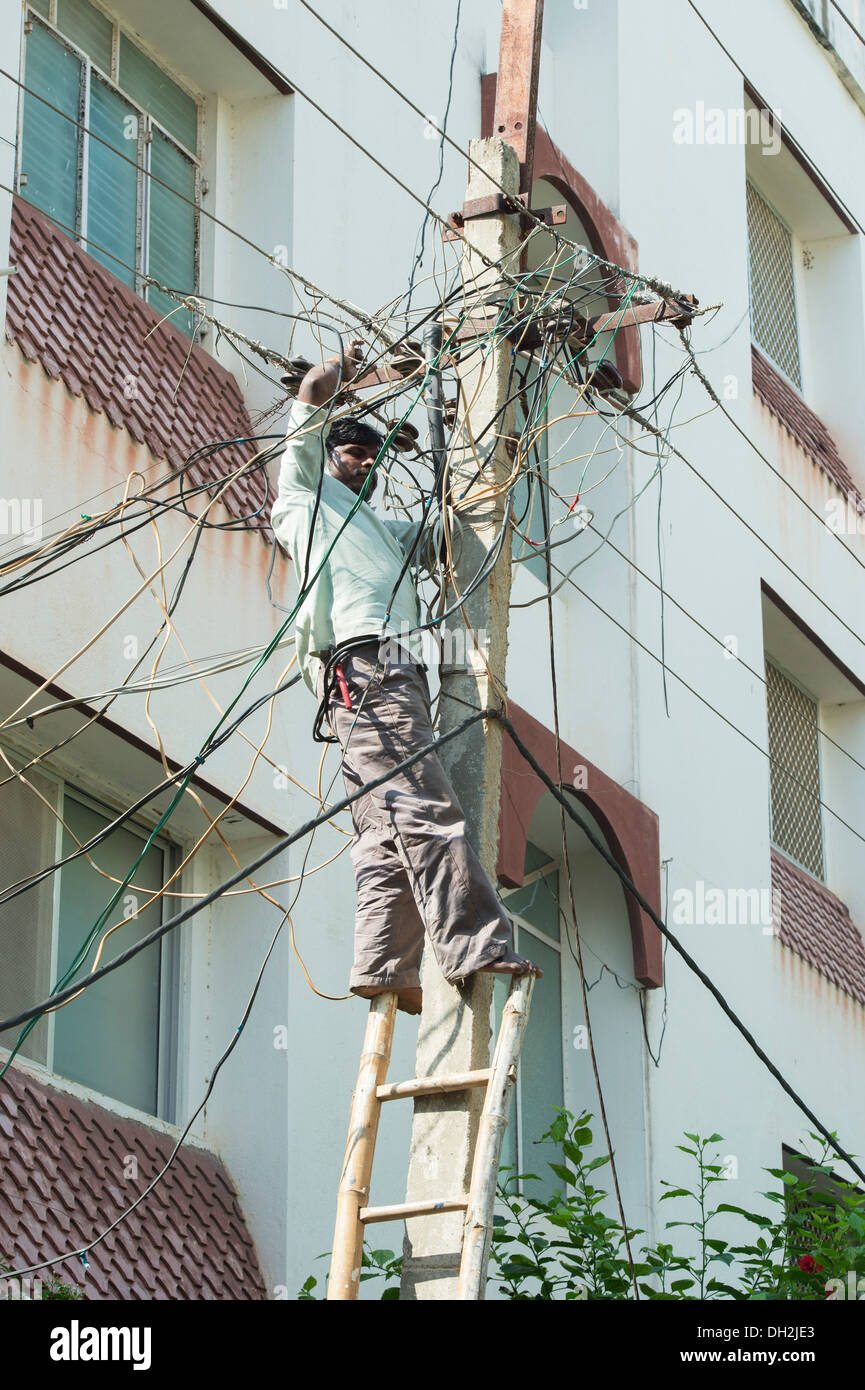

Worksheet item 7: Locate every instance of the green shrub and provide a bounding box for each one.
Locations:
[299,1109,865,1300]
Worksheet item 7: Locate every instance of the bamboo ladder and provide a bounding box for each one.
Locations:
[327,975,534,1301]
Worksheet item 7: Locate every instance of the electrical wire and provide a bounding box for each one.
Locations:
[6,706,865,1282]
[684,0,865,239]
[497,715,865,1188]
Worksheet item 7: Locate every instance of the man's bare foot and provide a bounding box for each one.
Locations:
[474,949,542,980]
[352,985,423,1015]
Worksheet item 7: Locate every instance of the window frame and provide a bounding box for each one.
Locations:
[765,655,827,884]
[500,858,565,1191]
[18,2,202,322]
[0,740,183,1122]
[745,176,805,394]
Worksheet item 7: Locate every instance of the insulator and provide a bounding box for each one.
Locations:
[386,421,420,453]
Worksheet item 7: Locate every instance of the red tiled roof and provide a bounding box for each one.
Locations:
[5,197,270,535]
[771,848,865,1006]
[751,345,863,504]
[0,1061,267,1300]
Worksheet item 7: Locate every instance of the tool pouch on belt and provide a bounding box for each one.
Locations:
[311,636,388,744]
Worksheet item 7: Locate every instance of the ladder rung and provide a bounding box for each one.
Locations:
[359,1198,469,1224]
[376,1068,492,1102]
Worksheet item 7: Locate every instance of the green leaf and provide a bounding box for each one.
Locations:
[381,1287,400,1301]
[706,1277,740,1295]
[715,1203,773,1227]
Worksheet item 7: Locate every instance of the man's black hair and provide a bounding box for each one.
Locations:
[325,417,385,459]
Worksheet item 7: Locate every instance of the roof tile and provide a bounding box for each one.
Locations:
[0,1062,267,1301]
[752,346,863,504]
[5,198,271,540]
[771,849,865,1006]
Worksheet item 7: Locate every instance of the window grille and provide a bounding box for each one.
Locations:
[746,180,802,388]
[766,660,824,879]
[784,1147,863,1266]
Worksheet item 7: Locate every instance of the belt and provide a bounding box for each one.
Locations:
[311,636,387,745]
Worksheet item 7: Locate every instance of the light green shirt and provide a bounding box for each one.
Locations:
[271,399,438,695]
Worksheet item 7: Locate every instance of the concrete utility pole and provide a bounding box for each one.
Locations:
[400,0,545,1302]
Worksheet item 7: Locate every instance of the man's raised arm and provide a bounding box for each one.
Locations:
[296,338,364,407]
[272,341,365,500]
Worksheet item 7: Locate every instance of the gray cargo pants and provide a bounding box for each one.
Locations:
[315,640,512,991]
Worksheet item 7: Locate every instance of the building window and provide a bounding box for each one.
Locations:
[746,180,802,389]
[786,0,865,107]
[783,1145,864,1267]
[19,0,200,336]
[495,842,564,1201]
[766,659,825,880]
[0,754,180,1120]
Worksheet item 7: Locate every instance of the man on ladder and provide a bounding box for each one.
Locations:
[271,347,541,1015]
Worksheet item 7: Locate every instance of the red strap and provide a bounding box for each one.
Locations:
[335,664,352,710]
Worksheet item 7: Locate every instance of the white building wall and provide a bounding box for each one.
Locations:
[1,0,864,1295]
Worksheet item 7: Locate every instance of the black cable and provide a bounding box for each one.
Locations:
[621,395,865,661]
[527,527,865,855]
[0,450,276,593]
[311,635,395,744]
[496,714,865,1187]
[3,641,389,1283]
[0,709,491,1031]
[404,0,462,315]
[0,522,211,798]
[684,0,865,239]
[0,673,302,909]
[376,317,551,621]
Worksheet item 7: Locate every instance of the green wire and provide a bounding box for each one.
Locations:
[3,263,649,1075]
[2,319,472,1075]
